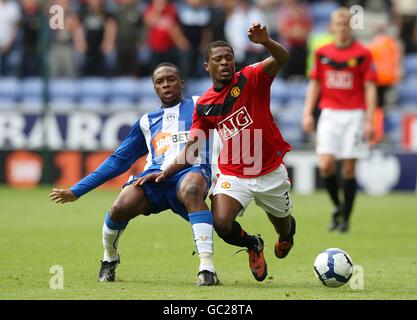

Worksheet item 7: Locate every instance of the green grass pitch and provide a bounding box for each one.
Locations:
[1,186,416,300]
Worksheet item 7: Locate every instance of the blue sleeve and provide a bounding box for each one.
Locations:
[70,119,148,198]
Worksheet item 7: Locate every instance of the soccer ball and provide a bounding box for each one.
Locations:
[313,248,354,288]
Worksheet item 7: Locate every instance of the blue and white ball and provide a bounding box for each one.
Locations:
[313,248,354,288]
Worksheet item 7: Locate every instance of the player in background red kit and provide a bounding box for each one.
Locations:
[137,23,296,282]
[302,8,377,233]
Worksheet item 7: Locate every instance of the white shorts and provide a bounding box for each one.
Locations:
[316,109,369,159]
[212,164,292,218]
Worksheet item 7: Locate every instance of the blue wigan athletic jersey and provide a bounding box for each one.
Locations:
[70,97,212,198]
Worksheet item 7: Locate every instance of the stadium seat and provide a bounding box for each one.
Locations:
[404,54,417,78]
[311,22,329,34]
[310,0,338,25]
[136,77,156,99]
[286,100,305,114]
[0,98,17,110]
[19,97,44,112]
[269,98,283,116]
[275,113,305,147]
[108,97,137,111]
[288,81,308,104]
[21,77,43,99]
[109,77,140,103]
[384,110,402,144]
[79,77,110,102]
[0,77,20,102]
[397,79,417,106]
[49,98,76,112]
[186,78,213,97]
[271,79,290,105]
[49,79,79,102]
[78,97,108,111]
[137,97,161,114]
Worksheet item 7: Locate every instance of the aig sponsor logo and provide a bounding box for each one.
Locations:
[218,106,253,140]
[325,70,353,90]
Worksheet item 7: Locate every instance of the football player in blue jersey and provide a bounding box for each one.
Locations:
[49,63,218,286]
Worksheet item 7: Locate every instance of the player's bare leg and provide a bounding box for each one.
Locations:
[99,185,151,282]
[340,159,357,232]
[267,213,296,259]
[320,154,343,231]
[177,172,218,286]
[212,194,268,282]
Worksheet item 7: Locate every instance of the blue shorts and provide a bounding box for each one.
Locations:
[124,166,211,221]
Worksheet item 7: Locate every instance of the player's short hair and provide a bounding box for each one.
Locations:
[152,62,183,83]
[204,41,234,63]
[331,7,352,22]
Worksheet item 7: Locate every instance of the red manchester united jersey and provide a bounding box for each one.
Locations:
[190,63,291,178]
[311,41,377,110]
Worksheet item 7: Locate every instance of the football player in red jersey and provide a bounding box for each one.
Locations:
[137,23,296,282]
[302,8,377,233]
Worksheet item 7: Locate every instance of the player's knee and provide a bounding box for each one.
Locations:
[213,217,232,238]
[109,202,130,222]
[180,184,205,204]
[342,167,355,179]
[319,162,335,177]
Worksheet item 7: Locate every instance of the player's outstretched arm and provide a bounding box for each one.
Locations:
[134,136,200,186]
[247,22,290,77]
[49,188,78,204]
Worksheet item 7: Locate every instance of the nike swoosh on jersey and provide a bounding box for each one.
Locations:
[204,107,213,115]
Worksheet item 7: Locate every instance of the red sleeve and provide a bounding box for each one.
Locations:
[190,107,213,140]
[243,63,274,88]
[310,50,321,80]
[362,49,377,82]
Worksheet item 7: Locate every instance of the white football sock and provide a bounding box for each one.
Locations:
[199,252,215,273]
[102,223,124,262]
[191,222,215,273]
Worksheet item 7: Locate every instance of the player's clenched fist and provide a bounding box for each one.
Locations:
[247,23,269,45]
[49,188,78,204]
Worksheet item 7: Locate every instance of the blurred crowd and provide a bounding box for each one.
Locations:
[0,0,416,80]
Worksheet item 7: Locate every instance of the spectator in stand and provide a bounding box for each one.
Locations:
[21,0,43,77]
[392,0,417,54]
[48,0,84,78]
[178,0,212,79]
[276,0,312,80]
[143,0,190,72]
[77,0,117,76]
[368,25,402,110]
[208,0,231,43]
[0,0,21,76]
[256,0,279,40]
[367,25,402,145]
[413,16,417,54]
[114,0,144,77]
[224,0,267,70]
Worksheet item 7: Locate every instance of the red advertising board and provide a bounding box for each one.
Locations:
[402,113,417,151]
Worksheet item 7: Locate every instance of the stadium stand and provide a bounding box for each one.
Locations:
[0,0,416,148]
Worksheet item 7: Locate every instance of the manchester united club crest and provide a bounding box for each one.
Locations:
[221,181,231,189]
[230,86,240,98]
[347,58,357,68]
